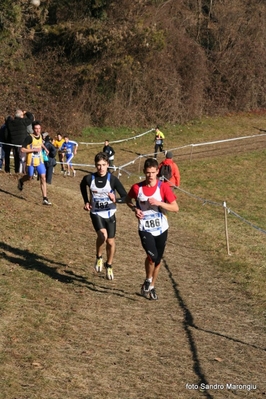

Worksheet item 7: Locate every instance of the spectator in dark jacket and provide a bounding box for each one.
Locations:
[43,133,57,184]
[103,139,115,171]
[0,120,7,170]
[5,109,34,173]
[1,116,12,172]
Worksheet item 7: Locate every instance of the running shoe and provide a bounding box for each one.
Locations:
[141,279,151,298]
[149,288,158,300]
[67,171,70,176]
[17,178,23,191]
[94,257,103,273]
[73,170,76,177]
[105,263,114,280]
[43,197,52,205]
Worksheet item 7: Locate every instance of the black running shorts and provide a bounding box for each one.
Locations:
[138,229,168,266]
[90,213,116,238]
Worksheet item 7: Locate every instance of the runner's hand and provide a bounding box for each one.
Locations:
[84,203,91,211]
[108,192,116,203]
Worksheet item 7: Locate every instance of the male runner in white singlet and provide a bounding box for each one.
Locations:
[80,152,127,280]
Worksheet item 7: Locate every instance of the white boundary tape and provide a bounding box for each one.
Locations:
[1,130,266,235]
[79,128,155,146]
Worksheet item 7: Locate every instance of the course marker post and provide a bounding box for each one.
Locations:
[223,201,231,256]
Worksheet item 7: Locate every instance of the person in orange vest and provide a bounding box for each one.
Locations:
[158,151,180,190]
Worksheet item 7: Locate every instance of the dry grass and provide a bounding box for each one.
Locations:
[0,114,266,398]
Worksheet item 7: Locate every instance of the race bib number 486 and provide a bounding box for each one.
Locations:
[145,218,161,229]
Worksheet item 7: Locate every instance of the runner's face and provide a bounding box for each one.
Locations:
[96,160,109,176]
[144,167,158,185]
[33,125,41,137]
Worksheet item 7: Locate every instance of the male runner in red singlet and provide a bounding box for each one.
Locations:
[126,158,179,300]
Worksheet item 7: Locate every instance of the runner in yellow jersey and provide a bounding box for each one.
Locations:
[18,121,52,205]
[154,126,165,158]
[53,133,65,172]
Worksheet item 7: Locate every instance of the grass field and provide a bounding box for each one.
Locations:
[0,113,265,398]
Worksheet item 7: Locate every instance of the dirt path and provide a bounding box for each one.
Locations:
[0,172,265,399]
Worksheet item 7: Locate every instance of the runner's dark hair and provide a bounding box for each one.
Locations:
[95,152,109,164]
[144,158,158,170]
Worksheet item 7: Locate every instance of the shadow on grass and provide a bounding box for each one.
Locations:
[0,187,26,200]
[163,258,266,398]
[120,148,144,156]
[64,269,136,300]
[0,241,136,301]
[163,258,265,351]
[162,258,214,399]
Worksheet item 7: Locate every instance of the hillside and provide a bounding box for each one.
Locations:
[0,142,266,397]
[1,112,266,397]
[1,0,266,132]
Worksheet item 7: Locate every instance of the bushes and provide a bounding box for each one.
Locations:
[0,0,266,130]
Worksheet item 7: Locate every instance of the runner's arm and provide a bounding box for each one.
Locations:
[148,183,179,212]
[80,174,92,204]
[148,197,179,212]
[111,175,127,203]
[125,192,144,219]
[20,135,34,153]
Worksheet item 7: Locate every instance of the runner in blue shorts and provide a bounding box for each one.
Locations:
[61,136,78,177]
[17,121,52,205]
[80,152,127,280]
